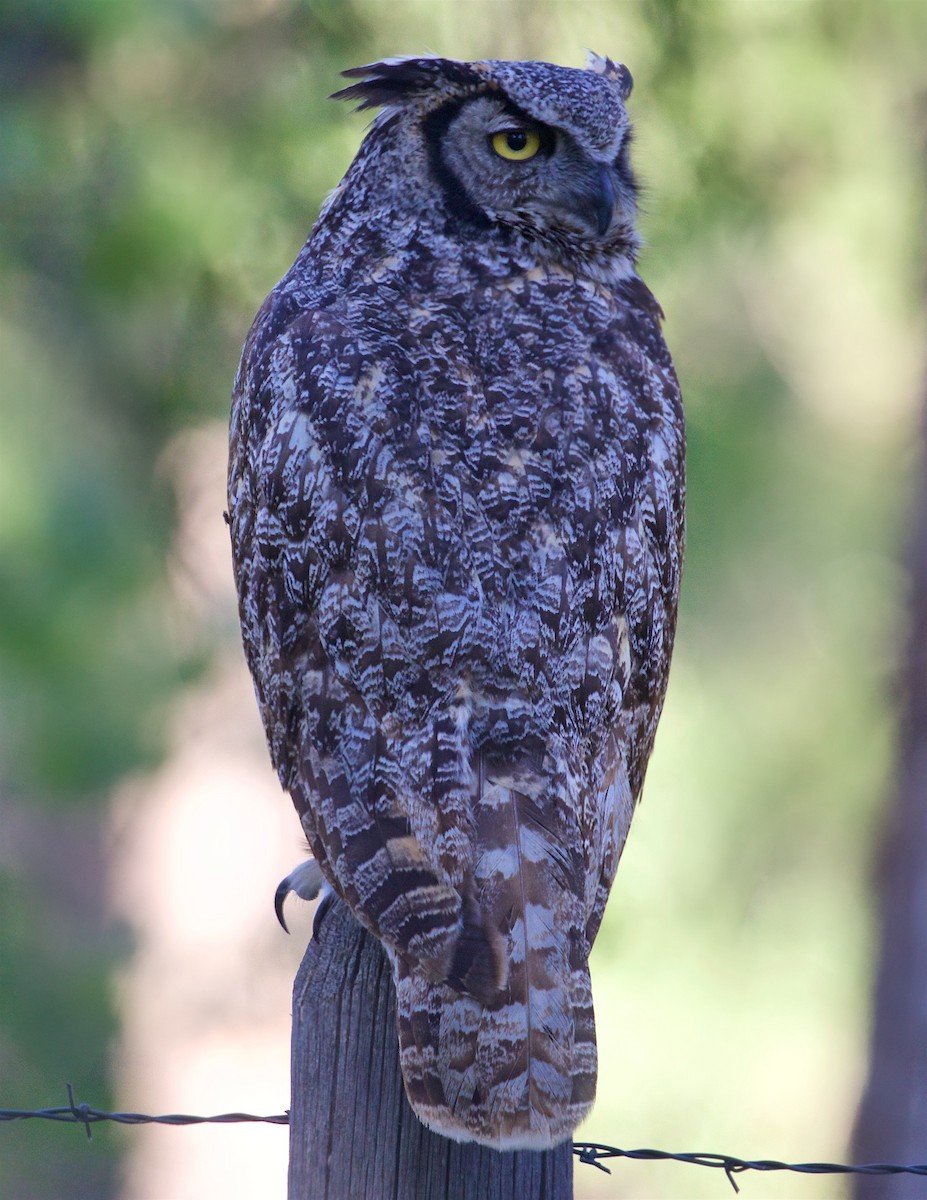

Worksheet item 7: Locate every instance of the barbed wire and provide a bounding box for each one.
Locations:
[3,1086,927,1194]
[0,1084,289,1140]
[572,1143,927,1193]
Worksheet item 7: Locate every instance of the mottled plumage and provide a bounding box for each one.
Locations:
[228,53,684,1149]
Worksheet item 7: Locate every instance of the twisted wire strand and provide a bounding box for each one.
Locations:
[572,1142,927,1193]
[3,1086,926,1194]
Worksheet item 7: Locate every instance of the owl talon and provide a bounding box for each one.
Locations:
[311,888,336,939]
[274,859,325,933]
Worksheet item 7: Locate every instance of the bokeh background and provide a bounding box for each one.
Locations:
[2,2,925,1197]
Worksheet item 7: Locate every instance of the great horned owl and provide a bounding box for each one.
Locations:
[228,53,684,1149]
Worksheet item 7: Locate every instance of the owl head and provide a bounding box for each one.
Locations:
[333,54,639,265]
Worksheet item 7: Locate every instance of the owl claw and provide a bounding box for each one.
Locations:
[312,888,336,939]
[274,859,325,933]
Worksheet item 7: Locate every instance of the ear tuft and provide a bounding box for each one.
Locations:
[332,56,482,111]
[584,51,633,101]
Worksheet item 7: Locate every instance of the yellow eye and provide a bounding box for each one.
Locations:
[490,128,542,161]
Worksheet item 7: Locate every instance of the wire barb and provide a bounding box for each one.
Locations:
[66,1082,94,1142]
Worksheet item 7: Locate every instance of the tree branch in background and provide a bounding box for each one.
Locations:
[852,360,927,1195]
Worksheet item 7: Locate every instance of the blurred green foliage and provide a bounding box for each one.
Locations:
[1,1,924,1196]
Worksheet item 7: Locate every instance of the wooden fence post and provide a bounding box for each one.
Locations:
[288,898,574,1200]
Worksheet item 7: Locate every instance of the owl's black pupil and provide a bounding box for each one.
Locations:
[506,131,528,152]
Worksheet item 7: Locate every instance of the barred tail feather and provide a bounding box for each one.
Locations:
[393,759,595,1148]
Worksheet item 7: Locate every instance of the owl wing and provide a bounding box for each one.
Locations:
[229,297,508,999]
[582,274,685,950]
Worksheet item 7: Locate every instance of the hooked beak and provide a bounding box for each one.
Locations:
[590,163,616,237]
